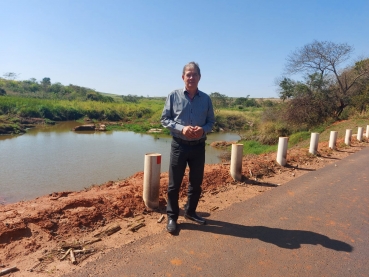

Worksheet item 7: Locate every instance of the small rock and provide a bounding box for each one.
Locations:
[123,207,132,217]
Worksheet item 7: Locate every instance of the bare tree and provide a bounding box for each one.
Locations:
[286,41,352,77]
[285,40,369,117]
[3,72,19,80]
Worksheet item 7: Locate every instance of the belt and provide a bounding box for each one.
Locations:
[173,136,206,146]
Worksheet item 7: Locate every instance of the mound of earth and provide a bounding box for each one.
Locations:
[0,137,367,276]
[0,117,53,135]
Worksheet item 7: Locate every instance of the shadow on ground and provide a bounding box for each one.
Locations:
[180,219,353,252]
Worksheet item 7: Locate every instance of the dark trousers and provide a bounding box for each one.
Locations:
[167,139,205,221]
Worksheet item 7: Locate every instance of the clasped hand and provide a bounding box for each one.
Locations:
[182,126,203,139]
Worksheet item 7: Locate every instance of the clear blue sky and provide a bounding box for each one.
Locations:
[1,0,368,98]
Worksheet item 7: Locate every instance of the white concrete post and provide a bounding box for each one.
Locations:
[230,144,243,181]
[276,137,288,166]
[329,131,338,150]
[143,153,161,210]
[366,125,369,139]
[357,127,363,141]
[345,129,352,146]
[309,133,319,155]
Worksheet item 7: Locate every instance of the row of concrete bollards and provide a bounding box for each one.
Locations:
[278,125,369,167]
[143,125,368,209]
[328,126,368,150]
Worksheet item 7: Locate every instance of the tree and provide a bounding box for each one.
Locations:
[41,77,51,87]
[278,74,326,100]
[87,92,100,101]
[277,72,336,127]
[285,40,369,117]
[122,94,139,103]
[234,95,248,105]
[286,41,352,77]
[278,78,295,101]
[234,96,259,107]
[259,99,275,107]
[22,79,41,93]
[3,72,19,80]
[0,88,6,96]
[209,92,228,113]
[49,82,64,94]
[348,59,369,114]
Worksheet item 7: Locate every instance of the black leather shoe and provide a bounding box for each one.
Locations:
[167,219,177,233]
[184,213,206,225]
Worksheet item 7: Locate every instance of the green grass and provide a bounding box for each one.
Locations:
[239,140,277,155]
[288,131,311,146]
[0,95,165,123]
[285,119,369,149]
[236,118,368,155]
[304,118,368,150]
[318,119,368,142]
[217,108,263,122]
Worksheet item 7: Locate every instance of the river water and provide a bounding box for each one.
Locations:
[0,122,239,203]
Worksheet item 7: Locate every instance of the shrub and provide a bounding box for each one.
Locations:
[65,107,84,120]
[215,112,250,131]
[105,109,122,121]
[19,107,41,118]
[258,122,290,145]
[39,105,54,119]
[85,109,104,120]
[288,131,311,145]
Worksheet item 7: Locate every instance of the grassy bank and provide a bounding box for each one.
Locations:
[2,95,367,157]
[291,118,369,148]
[230,118,368,156]
[0,96,164,121]
[0,96,166,135]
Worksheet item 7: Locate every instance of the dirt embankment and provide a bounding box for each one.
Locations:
[0,138,368,276]
[0,117,53,135]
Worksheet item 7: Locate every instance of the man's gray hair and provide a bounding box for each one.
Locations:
[183,62,201,76]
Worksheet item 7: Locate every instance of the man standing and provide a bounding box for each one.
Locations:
[161,62,215,233]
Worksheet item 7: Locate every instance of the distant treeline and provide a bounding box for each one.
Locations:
[0,76,116,102]
[208,92,276,111]
[0,75,275,123]
[0,75,273,108]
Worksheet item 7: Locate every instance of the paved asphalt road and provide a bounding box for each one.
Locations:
[66,147,369,277]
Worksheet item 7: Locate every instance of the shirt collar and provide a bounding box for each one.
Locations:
[183,88,200,97]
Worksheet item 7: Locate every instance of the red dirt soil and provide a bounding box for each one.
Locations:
[0,137,368,276]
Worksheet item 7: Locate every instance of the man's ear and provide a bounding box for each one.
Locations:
[182,75,185,81]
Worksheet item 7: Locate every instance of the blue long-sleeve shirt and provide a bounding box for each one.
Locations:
[161,88,215,141]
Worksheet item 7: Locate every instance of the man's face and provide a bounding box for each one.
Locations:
[182,67,201,91]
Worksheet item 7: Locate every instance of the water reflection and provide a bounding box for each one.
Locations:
[0,122,239,203]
